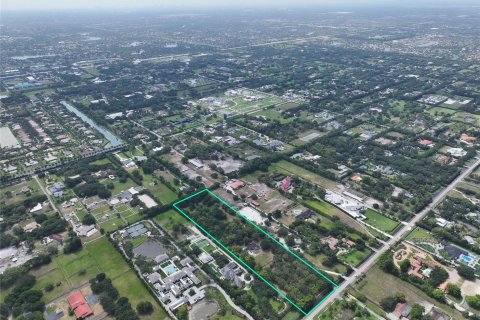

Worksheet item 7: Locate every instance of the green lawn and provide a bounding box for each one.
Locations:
[304,200,369,239]
[338,248,371,267]
[405,227,439,244]
[102,177,139,196]
[154,209,192,232]
[99,217,127,233]
[269,160,338,190]
[90,158,112,166]
[363,209,399,233]
[142,172,178,204]
[130,234,148,248]
[282,311,302,320]
[427,107,457,116]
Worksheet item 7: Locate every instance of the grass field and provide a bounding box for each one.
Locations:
[354,265,463,319]
[99,217,127,233]
[304,200,370,239]
[32,237,168,320]
[154,209,192,232]
[142,173,178,204]
[251,108,293,124]
[405,227,439,244]
[427,107,457,116]
[102,177,139,196]
[0,179,43,206]
[269,160,339,191]
[363,209,399,233]
[338,248,371,267]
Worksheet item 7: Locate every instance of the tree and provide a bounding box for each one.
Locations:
[400,259,410,273]
[285,235,295,247]
[431,289,445,302]
[260,239,272,251]
[176,305,188,320]
[44,283,54,292]
[47,245,58,256]
[130,197,141,207]
[410,303,425,320]
[467,295,480,310]
[447,284,461,299]
[63,231,82,254]
[428,267,449,287]
[458,265,475,280]
[380,296,397,312]
[82,214,96,225]
[378,252,398,275]
[136,301,153,315]
[100,295,116,315]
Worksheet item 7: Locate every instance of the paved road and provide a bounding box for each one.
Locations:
[34,174,58,212]
[305,157,480,320]
[199,284,254,320]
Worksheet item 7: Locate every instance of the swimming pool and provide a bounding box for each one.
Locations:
[459,254,473,262]
[164,264,179,275]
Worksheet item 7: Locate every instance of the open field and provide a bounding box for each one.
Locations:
[101,177,138,196]
[354,265,463,319]
[142,173,178,204]
[426,107,457,116]
[31,237,168,319]
[303,199,369,238]
[0,179,43,206]
[269,160,339,191]
[154,209,192,232]
[338,248,371,267]
[363,209,399,233]
[405,227,439,244]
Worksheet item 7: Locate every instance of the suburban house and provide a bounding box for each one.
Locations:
[67,291,93,319]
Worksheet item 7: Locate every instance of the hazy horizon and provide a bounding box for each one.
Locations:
[2,0,478,12]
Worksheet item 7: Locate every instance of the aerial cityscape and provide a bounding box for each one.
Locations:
[0,1,480,320]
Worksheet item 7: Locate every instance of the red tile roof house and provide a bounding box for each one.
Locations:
[460,133,476,145]
[67,291,93,319]
[351,175,363,183]
[229,180,245,190]
[408,257,425,280]
[419,139,433,146]
[323,236,339,250]
[250,200,259,207]
[279,176,292,193]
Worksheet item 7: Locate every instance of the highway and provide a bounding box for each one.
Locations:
[305,157,480,319]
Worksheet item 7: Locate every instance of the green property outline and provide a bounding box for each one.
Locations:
[173,188,338,316]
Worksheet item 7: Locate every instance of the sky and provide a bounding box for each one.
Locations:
[1,0,475,11]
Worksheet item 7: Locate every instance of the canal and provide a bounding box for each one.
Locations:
[60,101,123,147]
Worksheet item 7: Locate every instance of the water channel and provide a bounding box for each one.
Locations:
[60,101,123,147]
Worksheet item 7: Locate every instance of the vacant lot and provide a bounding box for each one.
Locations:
[269,160,339,191]
[354,264,462,319]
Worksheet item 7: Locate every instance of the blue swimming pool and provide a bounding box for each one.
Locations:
[164,265,179,275]
[459,254,473,262]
